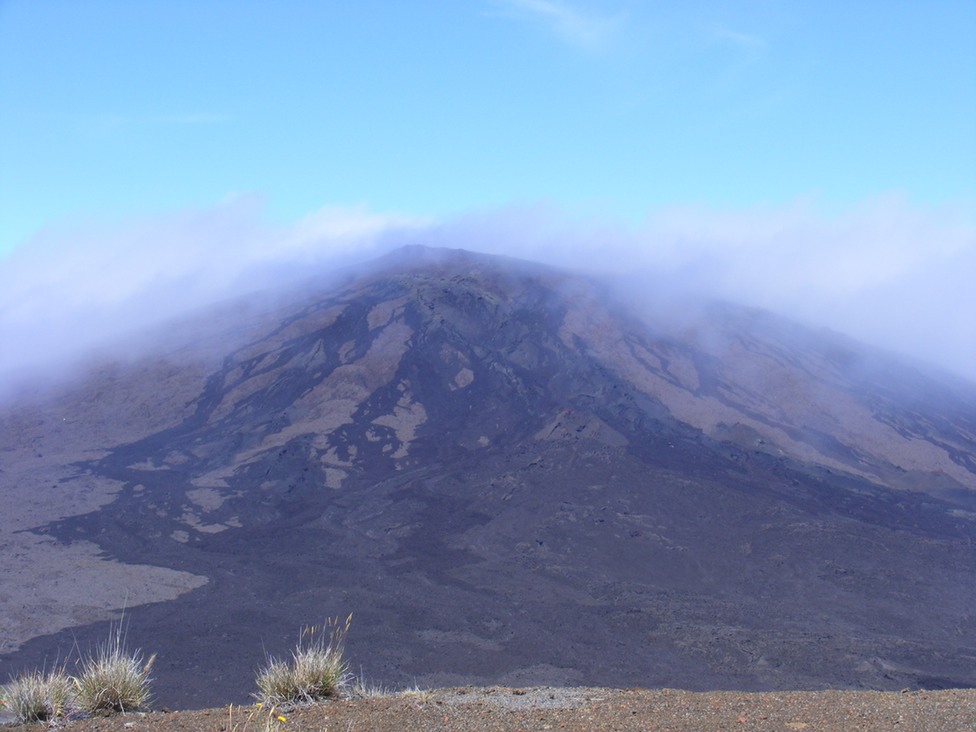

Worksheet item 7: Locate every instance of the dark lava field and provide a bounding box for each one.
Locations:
[2,247,975,708]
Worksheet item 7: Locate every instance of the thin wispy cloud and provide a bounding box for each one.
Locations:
[712,26,765,51]
[493,0,620,49]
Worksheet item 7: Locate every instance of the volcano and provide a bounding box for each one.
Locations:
[1,246,974,708]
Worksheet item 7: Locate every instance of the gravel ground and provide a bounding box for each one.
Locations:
[3,686,975,731]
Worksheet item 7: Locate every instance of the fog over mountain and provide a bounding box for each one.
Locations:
[1,198,974,393]
[1,244,974,708]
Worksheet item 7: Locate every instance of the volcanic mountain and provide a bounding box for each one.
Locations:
[1,246,974,708]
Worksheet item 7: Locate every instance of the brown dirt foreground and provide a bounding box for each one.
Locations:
[3,687,976,732]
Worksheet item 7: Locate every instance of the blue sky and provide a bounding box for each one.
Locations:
[1,0,975,382]
[2,0,974,242]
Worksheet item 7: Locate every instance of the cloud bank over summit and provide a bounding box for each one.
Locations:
[1,196,974,388]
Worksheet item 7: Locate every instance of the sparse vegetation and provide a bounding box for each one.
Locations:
[73,621,155,714]
[2,615,362,727]
[349,677,432,701]
[0,667,73,723]
[227,702,289,732]
[0,619,153,722]
[398,684,433,705]
[351,676,391,698]
[255,614,352,709]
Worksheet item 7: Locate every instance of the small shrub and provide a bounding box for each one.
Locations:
[1,668,73,723]
[74,622,155,713]
[255,614,352,708]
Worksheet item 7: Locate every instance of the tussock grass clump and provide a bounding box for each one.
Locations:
[0,668,73,723]
[1,619,155,722]
[399,684,433,704]
[74,623,155,714]
[256,614,352,708]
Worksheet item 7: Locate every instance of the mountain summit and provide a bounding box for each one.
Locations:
[2,246,974,707]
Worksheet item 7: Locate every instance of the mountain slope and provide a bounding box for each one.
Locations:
[1,246,974,708]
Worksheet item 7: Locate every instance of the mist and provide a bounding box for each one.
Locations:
[1,194,974,395]
[426,196,976,385]
[0,197,426,390]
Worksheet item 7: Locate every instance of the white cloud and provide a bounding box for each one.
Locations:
[431,195,976,382]
[0,198,425,386]
[283,205,428,261]
[1,194,973,390]
[493,0,620,48]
